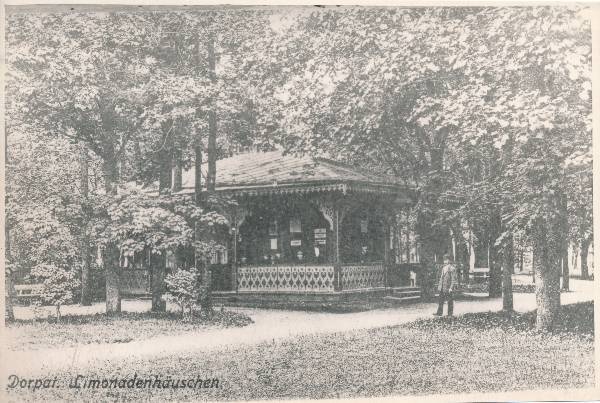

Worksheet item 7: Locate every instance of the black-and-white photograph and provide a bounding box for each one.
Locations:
[2,3,595,402]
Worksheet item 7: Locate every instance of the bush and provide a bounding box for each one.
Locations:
[29,264,80,322]
[164,268,200,320]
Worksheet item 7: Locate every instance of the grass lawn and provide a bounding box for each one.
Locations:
[7,302,594,401]
[460,282,553,294]
[459,276,593,294]
[5,309,253,351]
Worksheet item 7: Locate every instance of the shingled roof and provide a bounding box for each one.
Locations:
[178,150,412,197]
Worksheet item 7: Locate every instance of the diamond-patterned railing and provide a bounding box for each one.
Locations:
[237,265,335,293]
[340,263,385,291]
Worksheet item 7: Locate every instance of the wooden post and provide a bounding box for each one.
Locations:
[232,214,238,292]
[333,207,341,291]
[383,216,390,289]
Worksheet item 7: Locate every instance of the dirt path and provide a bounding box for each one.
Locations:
[3,279,594,375]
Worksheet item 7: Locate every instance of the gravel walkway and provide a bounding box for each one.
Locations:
[4,278,594,375]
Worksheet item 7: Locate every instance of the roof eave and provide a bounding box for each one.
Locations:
[175,179,415,199]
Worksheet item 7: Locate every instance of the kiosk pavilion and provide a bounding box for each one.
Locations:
[119,149,424,303]
[179,150,423,303]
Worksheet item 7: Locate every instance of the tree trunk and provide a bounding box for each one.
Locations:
[193,136,204,296]
[102,158,121,314]
[5,270,16,323]
[104,246,121,314]
[580,237,591,280]
[4,122,15,322]
[193,95,208,312]
[5,221,16,322]
[561,244,569,291]
[199,34,217,316]
[415,211,438,300]
[502,234,514,311]
[207,110,217,192]
[488,213,502,298]
[158,148,172,194]
[80,235,92,306]
[151,252,166,312]
[206,35,217,194]
[533,222,561,331]
[80,144,92,306]
[488,245,502,297]
[531,248,536,283]
[103,156,119,195]
[150,149,171,313]
[507,237,514,274]
[560,193,569,291]
[173,149,183,192]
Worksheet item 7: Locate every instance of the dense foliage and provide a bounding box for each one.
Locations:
[5,6,592,328]
[30,264,80,321]
[164,268,201,319]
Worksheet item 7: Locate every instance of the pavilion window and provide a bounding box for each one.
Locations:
[341,211,385,264]
[359,216,371,261]
[237,202,333,266]
[289,217,304,262]
[267,218,281,262]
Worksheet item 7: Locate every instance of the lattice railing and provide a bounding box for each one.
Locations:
[237,265,335,293]
[341,263,385,291]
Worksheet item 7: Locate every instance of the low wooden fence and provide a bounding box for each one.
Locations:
[236,265,336,293]
[340,263,385,291]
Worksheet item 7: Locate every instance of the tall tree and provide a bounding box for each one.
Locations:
[79,143,93,305]
[502,233,514,311]
[269,6,590,329]
[7,12,159,313]
[5,226,16,323]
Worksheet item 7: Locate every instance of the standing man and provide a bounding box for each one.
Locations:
[434,254,457,317]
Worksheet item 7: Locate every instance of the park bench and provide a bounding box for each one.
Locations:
[469,267,490,282]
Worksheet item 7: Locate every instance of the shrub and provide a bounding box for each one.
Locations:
[164,268,200,320]
[29,264,80,322]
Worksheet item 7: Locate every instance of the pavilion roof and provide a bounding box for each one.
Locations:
[179,150,413,197]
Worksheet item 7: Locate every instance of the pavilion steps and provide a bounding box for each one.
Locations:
[383,286,422,302]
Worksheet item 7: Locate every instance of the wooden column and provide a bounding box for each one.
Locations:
[231,225,238,292]
[232,207,249,292]
[315,197,343,291]
[383,217,390,288]
[333,207,341,291]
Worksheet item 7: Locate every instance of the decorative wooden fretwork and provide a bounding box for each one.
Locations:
[237,265,335,293]
[340,263,385,291]
[315,200,335,230]
[228,183,349,197]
